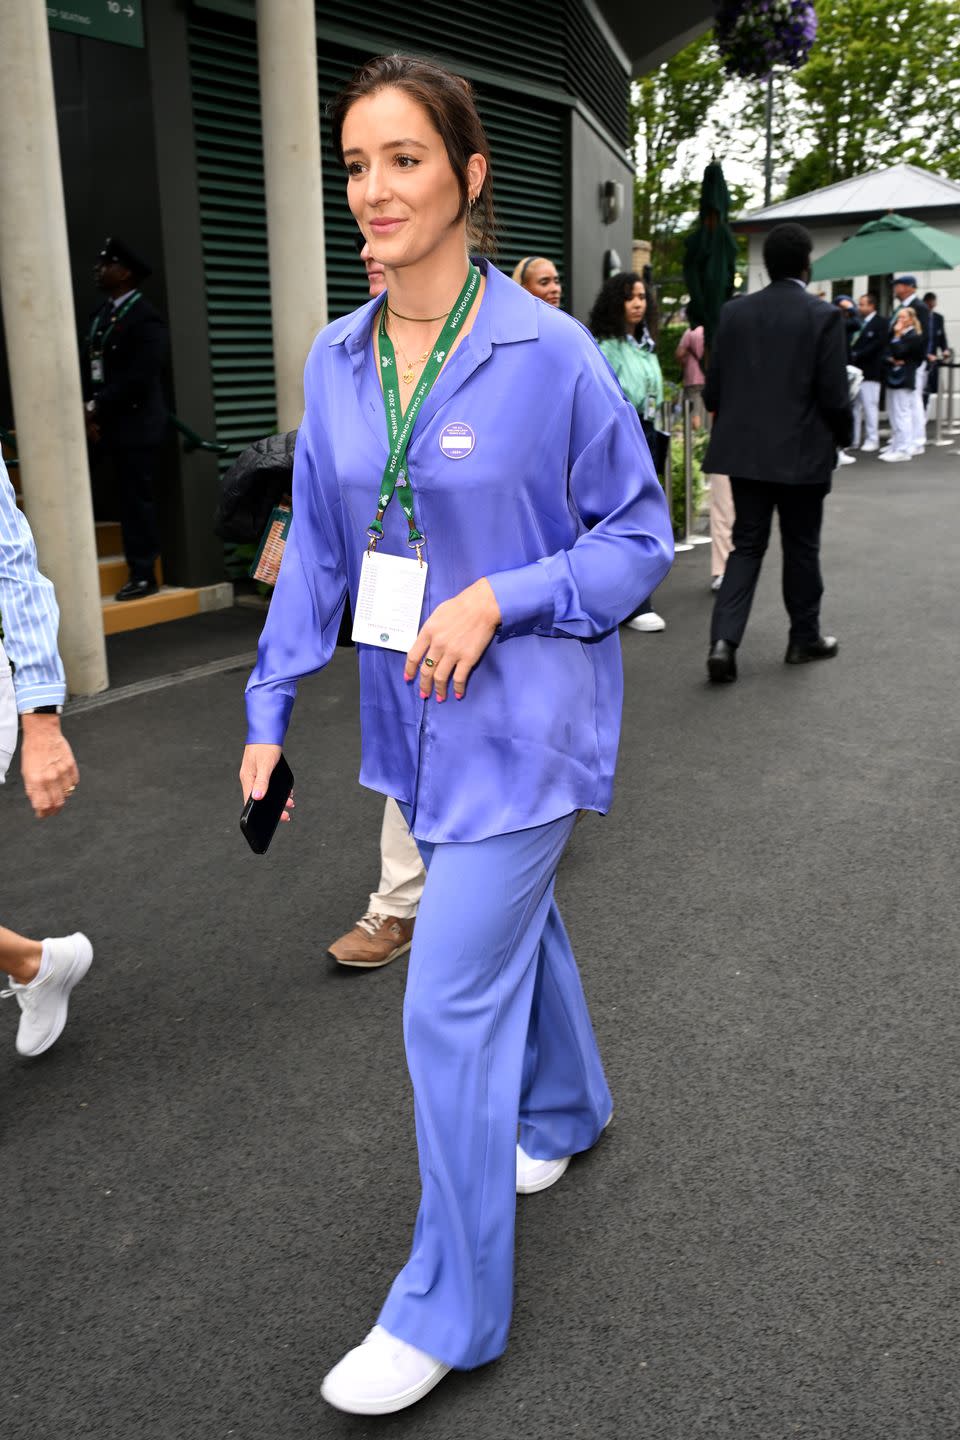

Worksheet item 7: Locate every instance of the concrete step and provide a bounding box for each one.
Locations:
[98,555,162,598]
[100,582,233,636]
[96,521,122,559]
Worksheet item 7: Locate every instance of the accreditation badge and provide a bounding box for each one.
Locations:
[352,550,428,653]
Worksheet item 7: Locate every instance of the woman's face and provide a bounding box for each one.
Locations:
[624,282,646,330]
[894,310,911,335]
[522,259,561,307]
[341,87,485,272]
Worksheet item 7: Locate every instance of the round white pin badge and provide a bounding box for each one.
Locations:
[438,422,476,459]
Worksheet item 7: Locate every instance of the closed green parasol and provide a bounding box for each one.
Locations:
[811,213,960,281]
[683,161,738,347]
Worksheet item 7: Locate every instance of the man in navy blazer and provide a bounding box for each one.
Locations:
[851,292,887,451]
[922,291,950,405]
[703,223,851,683]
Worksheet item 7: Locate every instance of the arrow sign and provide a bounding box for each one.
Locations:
[48,3,144,49]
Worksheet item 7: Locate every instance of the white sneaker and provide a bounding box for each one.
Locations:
[836,451,857,466]
[910,445,926,456]
[2,933,93,1057]
[625,611,666,633]
[516,1145,571,1194]
[860,440,879,452]
[517,1112,613,1195]
[879,450,911,463]
[320,1326,449,1415]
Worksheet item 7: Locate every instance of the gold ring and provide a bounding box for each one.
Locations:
[424,658,436,668]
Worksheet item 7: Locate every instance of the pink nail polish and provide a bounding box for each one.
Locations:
[437,694,445,703]
[420,691,428,700]
[455,693,464,701]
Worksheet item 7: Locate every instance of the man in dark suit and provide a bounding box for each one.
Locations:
[889,276,929,456]
[922,291,950,404]
[703,222,852,684]
[851,292,887,451]
[82,238,169,601]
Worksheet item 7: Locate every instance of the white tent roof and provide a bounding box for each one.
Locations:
[738,163,960,224]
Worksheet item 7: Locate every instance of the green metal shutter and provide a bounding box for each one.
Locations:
[188,16,567,463]
[189,19,275,464]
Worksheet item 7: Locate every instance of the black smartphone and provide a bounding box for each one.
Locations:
[240,754,294,854]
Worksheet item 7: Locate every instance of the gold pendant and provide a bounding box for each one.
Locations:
[402,366,416,385]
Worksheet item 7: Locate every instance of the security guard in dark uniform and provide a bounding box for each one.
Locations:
[82,239,169,601]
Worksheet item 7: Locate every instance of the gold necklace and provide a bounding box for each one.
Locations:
[388,304,451,323]
[387,318,432,385]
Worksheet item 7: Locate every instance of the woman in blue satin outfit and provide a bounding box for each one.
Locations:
[239,54,673,1417]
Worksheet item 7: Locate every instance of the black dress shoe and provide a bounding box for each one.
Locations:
[784,636,838,665]
[707,639,737,683]
[115,578,159,602]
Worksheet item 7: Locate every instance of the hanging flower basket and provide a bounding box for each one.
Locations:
[714,0,817,79]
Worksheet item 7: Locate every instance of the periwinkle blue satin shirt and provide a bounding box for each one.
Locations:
[246,262,674,843]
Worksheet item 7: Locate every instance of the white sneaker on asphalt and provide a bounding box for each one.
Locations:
[2,933,93,1056]
[625,611,666,633]
[879,450,911,463]
[517,1112,613,1194]
[320,1326,449,1415]
[836,450,857,466]
[860,440,880,452]
[910,445,926,456]
[516,1145,571,1194]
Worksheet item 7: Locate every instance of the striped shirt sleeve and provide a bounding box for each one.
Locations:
[0,455,67,710]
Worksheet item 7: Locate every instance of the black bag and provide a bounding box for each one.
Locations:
[215,430,297,543]
[640,418,670,479]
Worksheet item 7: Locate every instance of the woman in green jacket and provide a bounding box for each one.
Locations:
[589,272,666,633]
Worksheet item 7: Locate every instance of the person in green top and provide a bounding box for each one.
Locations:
[589,272,667,633]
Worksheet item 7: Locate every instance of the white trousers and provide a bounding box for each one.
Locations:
[853,380,880,447]
[368,796,427,919]
[0,642,17,785]
[913,364,928,449]
[708,473,734,578]
[887,387,915,455]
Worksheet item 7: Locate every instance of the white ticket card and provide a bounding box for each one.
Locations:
[352,549,429,653]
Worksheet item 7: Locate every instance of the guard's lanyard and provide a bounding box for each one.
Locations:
[88,291,141,356]
[369,263,480,557]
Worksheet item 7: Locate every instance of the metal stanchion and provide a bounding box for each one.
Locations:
[931,367,951,445]
[667,420,694,553]
[680,396,710,548]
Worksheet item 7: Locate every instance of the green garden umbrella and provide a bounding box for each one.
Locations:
[683,161,738,346]
[811,212,960,280]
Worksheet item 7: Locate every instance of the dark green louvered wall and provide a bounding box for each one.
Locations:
[188,15,573,461]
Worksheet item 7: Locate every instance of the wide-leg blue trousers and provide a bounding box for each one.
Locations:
[377,810,613,1370]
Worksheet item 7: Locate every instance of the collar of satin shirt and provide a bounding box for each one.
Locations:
[330,256,539,366]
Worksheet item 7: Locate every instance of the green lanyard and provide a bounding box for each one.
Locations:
[370,263,480,555]
[88,291,141,357]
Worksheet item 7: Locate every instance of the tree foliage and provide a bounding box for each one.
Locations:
[631,36,747,278]
[635,0,960,256]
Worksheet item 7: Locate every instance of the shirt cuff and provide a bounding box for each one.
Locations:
[486,560,555,638]
[15,681,67,713]
[245,687,295,745]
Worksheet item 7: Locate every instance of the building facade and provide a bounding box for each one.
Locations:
[0,1,640,595]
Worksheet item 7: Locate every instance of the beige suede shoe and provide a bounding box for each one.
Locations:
[328,913,414,969]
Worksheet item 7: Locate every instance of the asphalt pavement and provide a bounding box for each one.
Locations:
[3,445,960,1440]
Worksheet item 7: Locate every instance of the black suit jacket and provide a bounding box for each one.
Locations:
[850,310,888,382]
[703,281,852,486]
[929,310,948,357]
[82,294,169,449]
